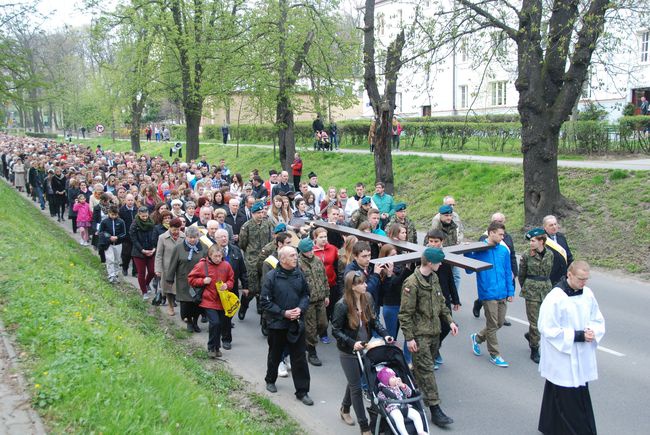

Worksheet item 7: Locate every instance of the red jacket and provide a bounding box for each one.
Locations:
[291,158,302,176]
[313,243,338,287]
[188,257,234,310]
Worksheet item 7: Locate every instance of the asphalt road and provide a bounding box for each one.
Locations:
[14,186,650,435]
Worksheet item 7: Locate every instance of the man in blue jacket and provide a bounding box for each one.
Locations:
[466,221,514,367]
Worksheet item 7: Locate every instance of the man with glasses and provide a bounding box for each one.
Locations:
[537,260,604,435]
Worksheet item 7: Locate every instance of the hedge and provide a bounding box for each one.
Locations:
[26,132,58,139]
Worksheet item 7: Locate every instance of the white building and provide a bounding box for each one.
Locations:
[362,1,650,121]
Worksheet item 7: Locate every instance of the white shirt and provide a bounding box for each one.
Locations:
[538,285,605,388]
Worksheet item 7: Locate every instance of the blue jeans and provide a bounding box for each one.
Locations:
[382,305,400,338]
[35,186,45,210]
[452,266,461,292]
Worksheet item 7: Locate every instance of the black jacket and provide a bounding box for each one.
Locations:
[98,217,127,249]
[332,298,389,354]
[119,205,138,242]
[436,262,460,306]
[224,209,247,236]
[546,232,574,285]
[381,264,414,306]
[260,265,310,330]
[224,243,248,293]
[130,222,157,258]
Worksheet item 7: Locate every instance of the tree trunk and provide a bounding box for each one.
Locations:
[130,95,146,153]
[277,96,295,176]
[185,101,203,161]
[521,115,571,224]
[374,110,394,193]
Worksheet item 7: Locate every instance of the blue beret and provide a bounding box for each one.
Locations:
[526,227,546,240]
[297,237,314,253]
[439,204,453,214]
[423,247,445,264]
[360,196,372,205]
[395,202,407,212]
[274,223,287,234]
[251,201,265,213]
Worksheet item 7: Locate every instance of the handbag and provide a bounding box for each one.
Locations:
[189,260,209,304]
[216,281,240,318]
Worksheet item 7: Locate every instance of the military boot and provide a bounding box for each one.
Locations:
[430,405,454,427]
[530,347,540,364]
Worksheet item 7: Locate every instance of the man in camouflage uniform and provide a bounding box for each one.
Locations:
[349,196,371,228]
[518,227,554,364]
[239,201,274,319]
[429,205,458,247]
[387,202,417,243]
[297,238,329,367]
[399,247,457,427]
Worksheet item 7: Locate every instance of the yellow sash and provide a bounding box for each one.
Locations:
[545,237,567,263]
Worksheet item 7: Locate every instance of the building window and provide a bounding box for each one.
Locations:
[378,13,385,36]
[459,85,468,108]
[490,81,507,106]
[395,92,402,113]
[641,31,649,63]
[581,72,592,99]
[459,37,468,63]
[422,105,431,117]
[491,31,507,58]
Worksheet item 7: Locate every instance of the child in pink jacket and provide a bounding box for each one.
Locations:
[73,194,92,245]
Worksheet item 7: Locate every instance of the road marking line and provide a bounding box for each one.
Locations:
[506,316,625,357]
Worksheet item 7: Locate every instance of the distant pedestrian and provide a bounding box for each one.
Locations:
[391,115,402,150]
[221,121,229,144]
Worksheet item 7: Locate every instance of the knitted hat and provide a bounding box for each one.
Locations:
[377,367,396,386]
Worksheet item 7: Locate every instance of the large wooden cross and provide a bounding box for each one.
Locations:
[312,221,493,272]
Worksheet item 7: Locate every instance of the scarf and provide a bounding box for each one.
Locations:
[135,215,154,231]
[184,240,200,261]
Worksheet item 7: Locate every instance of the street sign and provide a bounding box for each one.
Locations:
[95,124,105,133]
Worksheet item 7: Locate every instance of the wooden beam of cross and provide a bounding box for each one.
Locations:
[312,221,493,272]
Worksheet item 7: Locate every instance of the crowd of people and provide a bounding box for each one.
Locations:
[0,133,604,435]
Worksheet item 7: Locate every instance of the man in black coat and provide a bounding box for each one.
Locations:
[119,193,138,276]
[543,215,574,285]
[214,229,248,350]
[261,245,313,406]
[224,198,248,244]
[473,213,517,325]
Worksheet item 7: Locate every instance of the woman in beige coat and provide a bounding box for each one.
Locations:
[155,218,185,315]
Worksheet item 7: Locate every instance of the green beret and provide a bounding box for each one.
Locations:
[439,204,453,214]
[251,201,265,213]
[395,202,407,212]
[297,237,314,253]
[274,223,287,234]
[526,227,546,240]
[423,247,445,264]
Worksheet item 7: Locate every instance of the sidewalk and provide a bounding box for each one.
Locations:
[0,318,47,435]
[223,143,650,171]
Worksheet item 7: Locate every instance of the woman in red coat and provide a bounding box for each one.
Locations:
[188,244,234,358]
[290,152,302,191]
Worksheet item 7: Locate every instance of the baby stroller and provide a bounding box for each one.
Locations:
[314,130,332,151]
[357,344,430,435]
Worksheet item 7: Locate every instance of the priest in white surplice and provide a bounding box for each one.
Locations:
[537,260,605,435]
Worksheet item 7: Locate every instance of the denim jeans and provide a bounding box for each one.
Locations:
[382,305,400,338]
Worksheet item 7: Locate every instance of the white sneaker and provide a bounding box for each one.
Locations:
[278,361,288,377]
[143,292,151,300]
[79,240,85,245]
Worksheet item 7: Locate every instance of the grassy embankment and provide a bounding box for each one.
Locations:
[0,182,300,433]
[89,138,650,275]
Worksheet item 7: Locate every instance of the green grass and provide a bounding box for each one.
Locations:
[0,182,301,434]
[77,137,650,275]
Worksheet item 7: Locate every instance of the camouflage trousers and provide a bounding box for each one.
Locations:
[244,262,260,296]
[525,299,541,349]
[305,300,328,348]
[411,335,441,406]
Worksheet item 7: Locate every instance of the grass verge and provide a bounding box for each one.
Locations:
[0,181,301,434]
